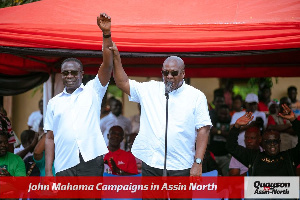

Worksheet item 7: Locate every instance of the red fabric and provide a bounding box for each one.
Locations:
[0,0,299,52]
[267,115,276,126]
[104,149,138,175]
[258,102,269,112]
[0,0,300,76]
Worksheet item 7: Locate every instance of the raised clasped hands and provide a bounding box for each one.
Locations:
[278,104,296,121]
[97,13,111,35]
[235,112,254,128]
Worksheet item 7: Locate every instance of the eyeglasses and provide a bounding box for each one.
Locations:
[61,70,81,76]
[161,70,179,77]
[264,139,280,145]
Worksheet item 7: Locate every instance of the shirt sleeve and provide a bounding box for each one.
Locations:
[44,100,54,131]
[195,92,212,130]
[27,112,34,126]
[125,152,138,174]
[128,79,141,103]
[14,156,26,176]
[86,76,109,102]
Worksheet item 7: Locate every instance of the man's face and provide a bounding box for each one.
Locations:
[217,107,230,123]
[110,100,122,116]
[288,89,297,102]
[39,100,43,114]
[262,132,280,156]
[61,61,83,93]
[246,102,258,112]
[245,131,261,150]
[214,97,225,109]
[0,135,8,157]
[262,88,271,100]
[162,59,185,91]
[108,126,124,147]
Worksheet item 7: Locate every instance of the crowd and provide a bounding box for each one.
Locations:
[0,12,300,200]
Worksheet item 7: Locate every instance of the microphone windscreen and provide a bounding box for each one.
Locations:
[165,81,173,95]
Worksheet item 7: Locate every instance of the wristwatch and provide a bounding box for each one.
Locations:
[194,158,202,164]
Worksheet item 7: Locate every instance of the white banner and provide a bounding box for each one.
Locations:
[245,176,299,199]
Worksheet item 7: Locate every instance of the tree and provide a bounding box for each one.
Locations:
[0,0,40,8]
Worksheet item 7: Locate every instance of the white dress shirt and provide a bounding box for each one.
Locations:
[27,110,42,132]
[100,112,132,150]
[230,110,267,147]
[129,80,212,170]
[44,76,108,173]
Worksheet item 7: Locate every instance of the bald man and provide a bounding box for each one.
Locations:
[110,40,211,186]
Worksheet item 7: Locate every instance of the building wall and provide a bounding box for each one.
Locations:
[12,89,43,138]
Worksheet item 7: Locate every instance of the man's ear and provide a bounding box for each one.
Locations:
[107,133,110,139]
[181,69,185,78]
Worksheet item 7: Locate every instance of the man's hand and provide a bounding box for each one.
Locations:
[234,112,254,128]
[190,163,202,177]
[109,158,121,174]
[278,104,296,121]
[109,41,120,57]
[97,13,111,35]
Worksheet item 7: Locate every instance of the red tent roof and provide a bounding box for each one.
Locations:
[0,0,300,77]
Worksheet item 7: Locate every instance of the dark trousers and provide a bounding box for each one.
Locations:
[142,161,191,200]
[56,153,103,200]
[56,153,104,176]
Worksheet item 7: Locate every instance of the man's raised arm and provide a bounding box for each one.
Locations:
[97,13,113,86]
[109,42,130,96]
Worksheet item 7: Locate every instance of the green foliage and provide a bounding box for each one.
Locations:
[107,85,122,98]
[248,78,274,89]
[31,84,43,98]
[233,85,258,100]
[0,0,40,8]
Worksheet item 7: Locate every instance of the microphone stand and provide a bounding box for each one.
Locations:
[163,92,169,178]
[162,92,169,199]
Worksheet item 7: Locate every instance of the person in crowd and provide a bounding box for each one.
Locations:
[209,104,231,176]
[0,112,15,153]
[104,125,138,175]
[230,95,244,117]
[229,126,261,176]
[226,104,300,176]
[267,97,298,151]
[127,104,141,150]
[44,13,113,181]
[288,86,300,117]
[128,104,142,173]
[230,93,267,147]
[27,99,43,133]
[109,40,211,181]
[223,79,234,109]
[100,98,131,150]
[14,129,38,160]
[0,131,25,176]
[258,86,271,116]
[34,133,55,176]
[209,95,225,125]
[208,88,224,111]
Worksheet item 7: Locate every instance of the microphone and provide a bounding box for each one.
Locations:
[165,81,173,97]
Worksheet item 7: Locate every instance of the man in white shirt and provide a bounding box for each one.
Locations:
[230,93,267,147]
[44,13,113,180]
[110,40,212,185]
[100,98,131,150]
[27,99,43,133]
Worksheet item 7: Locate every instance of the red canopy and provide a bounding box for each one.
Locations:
[0,0,300,78]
